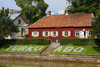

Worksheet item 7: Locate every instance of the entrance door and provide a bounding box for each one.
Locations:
[80,31,87,38]
[21,28,24,36]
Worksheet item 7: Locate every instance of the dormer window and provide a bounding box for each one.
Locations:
[18,19,21,24]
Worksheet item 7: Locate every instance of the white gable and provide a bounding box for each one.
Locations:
[14,16,28,26]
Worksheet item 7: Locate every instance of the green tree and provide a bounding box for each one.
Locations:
[0,8,19,40]
[66,0,100,16]
[15,0,48,24]
[91,15,100,38]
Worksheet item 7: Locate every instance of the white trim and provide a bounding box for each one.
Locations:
[51,31,58,37]
[56,31,58,36]
[62,31,71,37]
[68,31,71,36]
[43,31,50,37]
[88,30,92,37]
[51,31,53,36]
[32,32,34,36]
[48,31,50,36]
[32,31,39,37]
[75,30,80,37]
[43,31,45,36]
[37,32,39,37]
[83,29,85,31]
[62,31,65,36]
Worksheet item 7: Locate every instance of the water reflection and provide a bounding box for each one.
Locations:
[0,59,100,67]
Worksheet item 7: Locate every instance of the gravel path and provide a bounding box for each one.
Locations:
[40,42,60,56]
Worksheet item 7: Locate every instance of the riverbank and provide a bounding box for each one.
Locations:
[0,52,100,63]
[0,58,100,67]
[0,42,100,63]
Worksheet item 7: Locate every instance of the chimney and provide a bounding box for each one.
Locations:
[10,10,13,14]
[47,11,51,16]
[2,7,4,10]
[66,10,69,15]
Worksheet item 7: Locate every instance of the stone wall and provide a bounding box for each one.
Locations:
[49,53,100,63]
[0,52,100,63]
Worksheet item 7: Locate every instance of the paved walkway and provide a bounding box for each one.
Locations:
[40,42,60,56]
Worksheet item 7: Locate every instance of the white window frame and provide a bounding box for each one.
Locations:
[43,31,50,37]
[32,31,39,37]
[51,31,58,37]
[18,19,21,24]
[62,31,71,37]
[75,30,80,37]
[88,30,92,36]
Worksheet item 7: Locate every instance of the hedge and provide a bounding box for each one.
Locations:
[60,38,100,45]
[0,38,51,45]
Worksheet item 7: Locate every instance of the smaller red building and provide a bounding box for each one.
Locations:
[28,11,94,41]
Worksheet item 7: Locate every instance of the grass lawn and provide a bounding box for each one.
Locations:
[51,45,100,55]
[0,45,47,53]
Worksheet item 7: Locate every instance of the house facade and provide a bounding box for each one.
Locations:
[28,11,94,41]
[6,13,29,39]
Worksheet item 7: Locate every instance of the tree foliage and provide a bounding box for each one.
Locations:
[66,0,100,16]
[15,0,48,24]
[0,8,19,40]
[91,15,100,38]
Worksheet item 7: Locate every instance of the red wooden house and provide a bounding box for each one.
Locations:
[28,11,94,41]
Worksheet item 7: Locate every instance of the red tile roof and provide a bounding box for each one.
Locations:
[29,13,93,28]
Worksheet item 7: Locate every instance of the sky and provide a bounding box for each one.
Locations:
[0,0,69,13]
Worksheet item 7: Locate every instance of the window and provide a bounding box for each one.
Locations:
[51,31,58,37]
[88,30,92,36]
[18,19,21,24]
[53,31,56,36]
[75,31,79,36]
[32,31,39,37]
[43,31,50,37]
[62,31,71,37]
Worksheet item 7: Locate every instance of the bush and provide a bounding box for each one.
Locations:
[60,38,99,45]
[0,38,51,45]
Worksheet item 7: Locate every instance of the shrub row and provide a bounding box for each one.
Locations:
[0,38,51,45]
[60,38,100,45]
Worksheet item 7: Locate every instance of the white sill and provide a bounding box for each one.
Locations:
[43,36,49,37]
[32,36,38,37]
[51,36,58,37]
[75,36,79,37]
[63,36,70,37]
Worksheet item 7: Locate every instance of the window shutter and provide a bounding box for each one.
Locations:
[37,32,39,37]
[62,31,65,36]
[32,32,34,36]
[48,31,50,36]
[68,31,71,36]
[51,31,53,36]
[56,31,58,36]
[88,30,89,36]
[85,31,88,38]
[43,31,45,36]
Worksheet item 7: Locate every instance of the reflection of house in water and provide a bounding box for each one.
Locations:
[6,13,29,39]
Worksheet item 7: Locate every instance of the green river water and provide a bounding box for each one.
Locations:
[0,59,99,67]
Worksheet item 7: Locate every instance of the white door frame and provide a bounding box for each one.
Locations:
[80,29,88,38]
